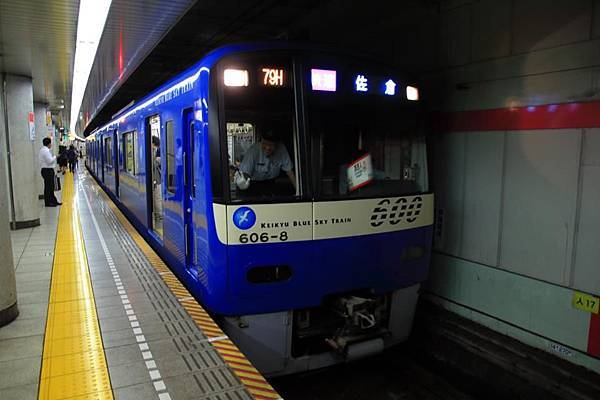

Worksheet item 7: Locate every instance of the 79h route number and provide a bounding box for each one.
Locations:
[239,231,288,243]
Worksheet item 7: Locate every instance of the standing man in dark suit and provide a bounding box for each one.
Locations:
[38,137,61,207]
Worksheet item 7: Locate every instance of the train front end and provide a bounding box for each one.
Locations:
[207,47,433,375]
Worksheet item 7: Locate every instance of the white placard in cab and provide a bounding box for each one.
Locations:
[347,153,374,191]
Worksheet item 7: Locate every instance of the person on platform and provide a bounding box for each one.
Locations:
[57,145,68,175]
[151,135,163,222]
[39,137,61,207]
[67,144,78,173]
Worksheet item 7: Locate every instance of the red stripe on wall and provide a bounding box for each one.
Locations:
[435,101,600,132]
[588,313,600,358]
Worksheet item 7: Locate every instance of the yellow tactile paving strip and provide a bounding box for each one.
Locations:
[94,178,282,400]
[39,172,114,400]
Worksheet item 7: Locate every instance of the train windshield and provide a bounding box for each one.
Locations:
[221,55,300,202]
[305,59,427,200]
[218,52,427,203]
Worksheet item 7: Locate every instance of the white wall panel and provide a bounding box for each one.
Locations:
[439,4,471,67]
[427,254,592,353]
[573,128,600,295]
[592,0,600,37]
[471,0,511,61]
[443,67,597,111]
[513,0,592,53]
[432,132,466,254]
[460,132,504,265]
[500,130,580,285]
[440,39,600,89]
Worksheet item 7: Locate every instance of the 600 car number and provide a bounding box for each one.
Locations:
[239,231,288,243]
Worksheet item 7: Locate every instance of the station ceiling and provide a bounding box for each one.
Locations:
[0,0,435,135]
[80,0,326,135]
[0,0,79,125]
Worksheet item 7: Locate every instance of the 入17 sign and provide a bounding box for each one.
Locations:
[572,291,599,314]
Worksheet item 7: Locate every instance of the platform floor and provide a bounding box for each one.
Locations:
[0,170,281,400]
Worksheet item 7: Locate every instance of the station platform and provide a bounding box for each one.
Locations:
[0,170,281,400]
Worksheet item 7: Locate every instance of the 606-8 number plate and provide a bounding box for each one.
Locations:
[239,231,288,243]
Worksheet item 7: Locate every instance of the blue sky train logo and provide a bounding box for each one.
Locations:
[233,207,256,230]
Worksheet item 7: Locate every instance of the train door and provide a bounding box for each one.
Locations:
[101,135,105,182]
[104,135,113,186]
[145,115,163,238]
[163,117,186,262]
[183,108,197,271]
[113,129,119,196]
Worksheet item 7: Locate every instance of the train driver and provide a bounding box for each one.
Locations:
[235,132,296,195]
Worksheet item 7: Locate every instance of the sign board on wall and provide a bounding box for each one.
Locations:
[28,111,35,141]
[572,291,599,314]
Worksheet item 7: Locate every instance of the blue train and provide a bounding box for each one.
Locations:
[85,42,433,375]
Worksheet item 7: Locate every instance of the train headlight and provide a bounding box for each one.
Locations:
[406,86,419,101]
[224,69,248,87]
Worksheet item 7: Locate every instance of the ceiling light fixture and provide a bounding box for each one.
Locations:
[70,0,112,133]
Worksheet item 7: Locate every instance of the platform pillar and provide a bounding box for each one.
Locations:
[34,103,50,199]
[0,76,19,326]
[3,74,40,229]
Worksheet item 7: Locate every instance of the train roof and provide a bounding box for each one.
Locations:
[88,41,413,138]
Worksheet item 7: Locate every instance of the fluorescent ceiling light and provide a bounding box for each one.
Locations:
[70,0,112,133]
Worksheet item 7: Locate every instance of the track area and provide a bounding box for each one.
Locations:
[271,345,475,400]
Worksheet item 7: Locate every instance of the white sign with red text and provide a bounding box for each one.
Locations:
[347,153,374,191]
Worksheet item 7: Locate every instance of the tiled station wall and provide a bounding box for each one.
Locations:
[423,0,600,372]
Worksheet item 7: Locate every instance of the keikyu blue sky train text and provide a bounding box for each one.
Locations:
[85,42,433,376]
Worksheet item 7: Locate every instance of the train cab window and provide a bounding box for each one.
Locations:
[165,120,176,193]
[104,136,113,167]
[220,56,299,202]
[123,131,136,174]
[306,64,427,199]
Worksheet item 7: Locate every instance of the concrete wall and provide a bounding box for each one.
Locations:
[5,75,39,227]
[426,0,600,373]
[0,78,18,320]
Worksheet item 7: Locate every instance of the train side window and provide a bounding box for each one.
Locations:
[134,132,138,176]
[123,131,136,174]
[189,119,195,197]
[165,120,176,193]
[104,136,112,167]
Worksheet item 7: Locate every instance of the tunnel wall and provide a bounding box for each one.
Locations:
[424,0,600,373]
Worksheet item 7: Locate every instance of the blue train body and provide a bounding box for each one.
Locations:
[86,42,433,375]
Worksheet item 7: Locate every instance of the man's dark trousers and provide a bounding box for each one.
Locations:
[41,168,58,206]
